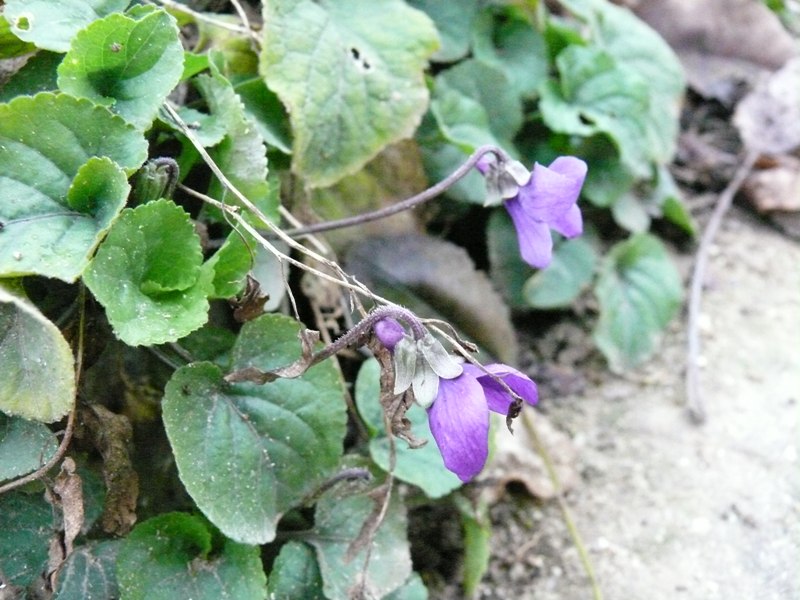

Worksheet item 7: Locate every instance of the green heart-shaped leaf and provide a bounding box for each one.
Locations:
[0,93,147,281]
[594,233,682,371]
[162,314,347,544]
[0,413,58,481]
[260,0,439,187]
[311,466,412,599]
[83,199,211,346]
[58,7,184,129]
[116,513,266,600]
[53,541,122,600]
[0,285,75,423]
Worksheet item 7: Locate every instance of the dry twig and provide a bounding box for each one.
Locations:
[686,151,758,423]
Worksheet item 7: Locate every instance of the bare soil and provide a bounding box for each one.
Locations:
[466,206,800,599]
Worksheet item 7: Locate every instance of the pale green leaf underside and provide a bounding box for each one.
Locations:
[83,199,210,346]
[261,0,439,187]
[162,314,347,544]
[0,413,58,481]
[57,8,184,129]
[53,540,122,600]
[116,513,266,600]
[594,234,682,371]
[0,93,147,281]
[0,286,75,423]
[312,473,412,599]
[4,0,130,52]
[523,237,597,309]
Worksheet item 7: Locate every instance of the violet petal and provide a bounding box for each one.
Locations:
[550,202,583,238]
[516,157,587,222]
[474,364,538,414]
[505,197,554,268]
[428,374,490,482]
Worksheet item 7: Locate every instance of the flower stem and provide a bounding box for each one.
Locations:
[312,305,427,364]
[522,412,604,600]
[284,145,513,238]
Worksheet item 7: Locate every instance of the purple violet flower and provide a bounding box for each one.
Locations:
[428,364,538,482]
[374,317,537,481]
[478,156,587,269]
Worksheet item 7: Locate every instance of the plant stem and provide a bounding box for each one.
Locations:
[686,150,757,423]
[522,412,604,600]
[306,305,429,367]
[283,144,512,238]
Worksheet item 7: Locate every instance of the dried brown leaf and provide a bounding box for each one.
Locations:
[368,337,426,448]
[634,0,798,103]
[743,155,800,213]
[479,410,578,503]
[229,274,269,323]
[734,57,800,155]
[225,329,321,383]
[346,234,518,364]
[77,405,139,535]
[52,458,83,557]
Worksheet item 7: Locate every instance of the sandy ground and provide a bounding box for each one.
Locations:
[473,207,800,599]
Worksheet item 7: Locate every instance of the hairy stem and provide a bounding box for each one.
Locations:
[310,305,428,365]
[284,145,512,238]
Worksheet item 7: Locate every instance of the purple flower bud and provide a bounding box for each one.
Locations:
[373,318,405,351]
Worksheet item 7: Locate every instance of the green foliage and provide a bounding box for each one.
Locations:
[407,0,478,63]
[4,0,129,52]
[53,540,122,600]
[471,8,548,99]
[0,285,75,422]
[116,512,267,599]
[0,0,691,596]
[83,199,212,346]
[310,465,413,599]
[0,414,58,481]
[539,45,654,178]
[194,66,278,222]
[0,489,53,586]
[260,0,440,187]
[594,234,683,371]
[57,8,184,128]
[162,314,347,544]
[266,541,326,599]
[459,500,492,598]
[524,237,598,309]
[0,93,145,281]
[0,14,35,57]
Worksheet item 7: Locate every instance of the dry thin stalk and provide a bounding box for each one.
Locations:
[686,151,757,423]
